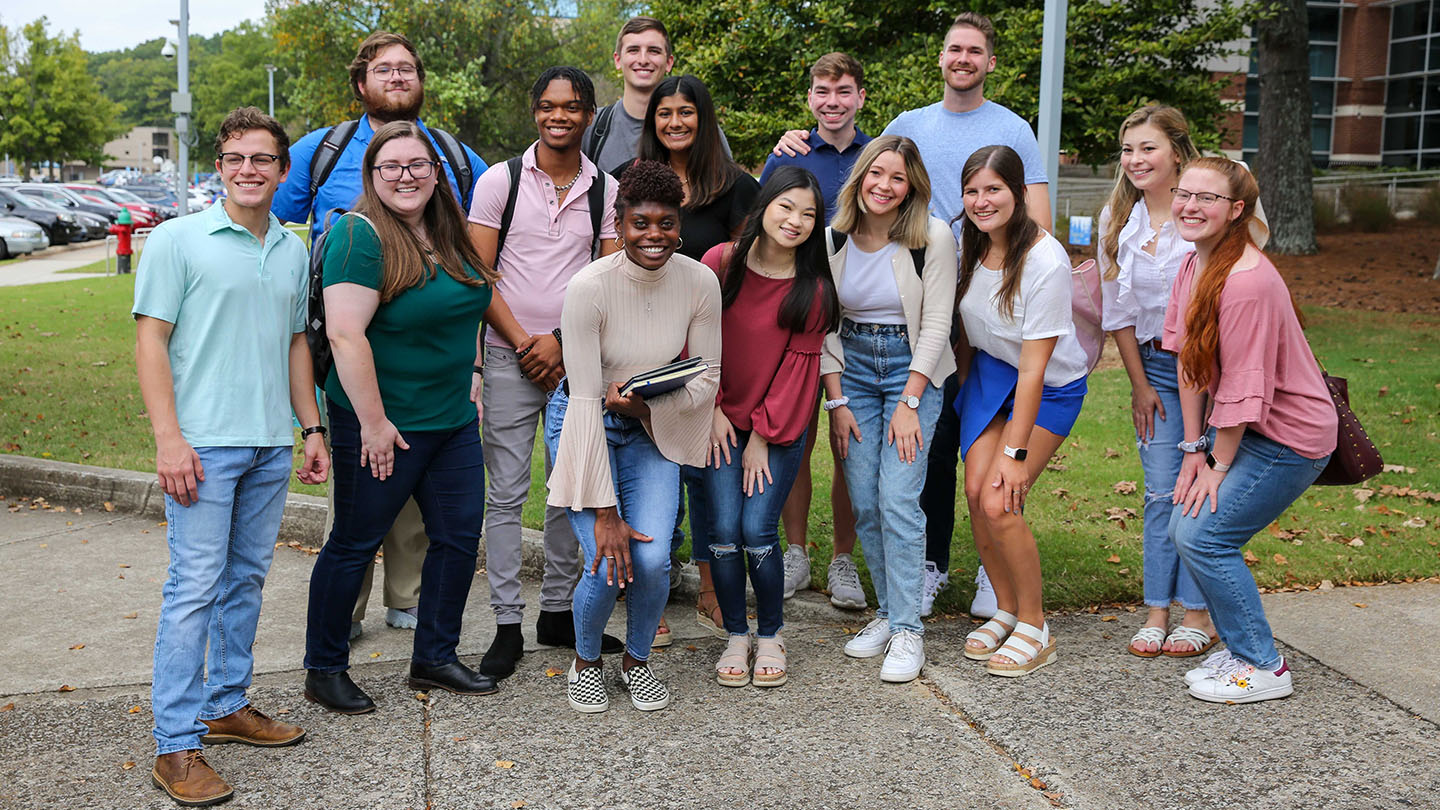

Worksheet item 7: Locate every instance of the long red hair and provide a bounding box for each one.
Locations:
[1178,158,1301,389]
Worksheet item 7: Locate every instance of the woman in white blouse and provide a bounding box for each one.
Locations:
[1097,105,1216,660]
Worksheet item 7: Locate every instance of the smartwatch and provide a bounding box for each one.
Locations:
[1003,445,1028,461]
[899,394,920,410]
[1205,453,1232,473]
[300,425,327,439]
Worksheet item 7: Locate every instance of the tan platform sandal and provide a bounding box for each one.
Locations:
[752,635,787,687]
[986,621,1056,678]
[715,634,751,687]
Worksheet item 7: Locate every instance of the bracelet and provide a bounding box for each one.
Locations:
[551,328,563,347]
[822,396,850,411]
[300,425,327,439]
[1177,435,1210,454]
[473,365,484,377]
[1205,453,1231,473]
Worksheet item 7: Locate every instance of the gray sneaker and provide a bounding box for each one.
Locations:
[782,545,811,599]
[827,554,867,610]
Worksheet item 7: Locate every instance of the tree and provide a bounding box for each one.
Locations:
[1253,0,1317,255]
[647,0,1249,169]
[0,18,123,175]
[193,22,292,148]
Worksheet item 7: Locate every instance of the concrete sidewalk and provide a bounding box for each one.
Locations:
[0,243,112,286]
[2,480,1438,808]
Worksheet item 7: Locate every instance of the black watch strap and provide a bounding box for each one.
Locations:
[300,425,327,439]
[552,327,563,347]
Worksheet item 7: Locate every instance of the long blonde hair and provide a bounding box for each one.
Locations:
[831,135,932,250]
[1100,105,1199,280]
[351,121,497,303]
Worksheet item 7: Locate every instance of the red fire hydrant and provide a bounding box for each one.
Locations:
[108,208,134,274]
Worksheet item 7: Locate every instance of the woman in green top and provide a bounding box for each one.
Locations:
[303,121,502,713]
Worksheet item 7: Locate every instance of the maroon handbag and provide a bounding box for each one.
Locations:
[1314,370,1383,485]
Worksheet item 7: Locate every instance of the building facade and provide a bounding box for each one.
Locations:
[102,126,175,172]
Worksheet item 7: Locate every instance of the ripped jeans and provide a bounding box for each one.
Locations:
[1137,344,1205,610]
[700,428,808,637]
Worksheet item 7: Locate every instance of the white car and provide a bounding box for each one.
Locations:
[0,214,49,258]
[187,190,213,211]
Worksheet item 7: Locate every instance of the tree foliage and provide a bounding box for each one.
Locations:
[88,35,221,129]
[648,0,1249,168]
[266,0,627,161]
[0,17,123,173]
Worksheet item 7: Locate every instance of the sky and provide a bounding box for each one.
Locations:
[6,1,268,53]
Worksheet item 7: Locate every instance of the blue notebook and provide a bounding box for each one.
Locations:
[619,356,709,399]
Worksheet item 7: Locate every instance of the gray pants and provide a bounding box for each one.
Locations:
[482,346,582,624]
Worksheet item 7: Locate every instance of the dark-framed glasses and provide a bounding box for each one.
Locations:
[373,160,437,181]
[218,152,280,170]
[370,65,418,79]
[1170,187,1236,207]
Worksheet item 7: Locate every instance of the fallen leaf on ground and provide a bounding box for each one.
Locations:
[103,501,114,512]
[370,652,381,658]
[1353,488,1374,502]
[0,702,13,712]
[1403,517,1427,528]
[69,643,84,650]
[1382,464,1417,474]
[122,761,135,770]
[1105,555,1122,564]
[1100,615,1117,622]
[1030,776,1047,790]
[512,802,527,809]
[1349,537,1365,547]
[1112,480,1137,494]
[1378,385,1389,396]
[1319,579,1334,590]
[1243,550,1259,565]
[1273,554,1289,565]
[414,692,429,701]
[1354,603,1368,609]
[1104,448,1120,458]
[684,645,697,651]
[57,685,75,692]
[453,736,468,742]
[122,612,138,619]
[544,667,563,678]
[127,705,141,714]
[494,760,515,769]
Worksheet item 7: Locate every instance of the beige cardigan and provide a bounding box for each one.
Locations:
[820,215,959,387]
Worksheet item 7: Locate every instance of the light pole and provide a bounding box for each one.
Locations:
[265,64,277,117]
[167,1,191,216]
[1036,0,1068,226]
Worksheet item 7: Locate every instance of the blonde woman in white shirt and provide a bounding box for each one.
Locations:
[1098,105,1216,660]
[823,135,957,683]
[954,145,1088,677]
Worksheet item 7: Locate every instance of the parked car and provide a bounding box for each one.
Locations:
[0,187,83,245]
[16,183,122,224]
[64,184,161,228]
[0,214,49,259]
[21,195,106,240]
[123,185,181,219]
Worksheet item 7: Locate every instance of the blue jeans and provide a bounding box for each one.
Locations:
[152,445,291,755]
[702,429,808,637]
[1170,430,1329,669]
[305,403,485,672]
[672,465,711,563]
[1136,345,1205,610]
[838,322,942,634]
[544,385,677,661]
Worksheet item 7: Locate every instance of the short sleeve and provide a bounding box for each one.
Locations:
[467,161,513,229]
[599,173,619,240]
[322,215,383,291]
[1019,245,1072,341]
[758,155,778,187]
[1209,292,1278,428]
[291,240,309,334]
[1161,253,1195,353]
[1005,113,1049,185]
[271,128,324,225]
[132,223,185,323]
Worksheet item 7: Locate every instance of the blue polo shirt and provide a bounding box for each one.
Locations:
[759,128,872,224]
[133,202,309,447]
[272,115,487,240]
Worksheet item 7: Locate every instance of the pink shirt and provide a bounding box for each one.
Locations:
[468,143,618,348]
[1163,252,1336,459]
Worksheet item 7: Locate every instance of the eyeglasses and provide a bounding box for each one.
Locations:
[1171,187,1236,207]
[370,65,418,79]
[373,161,437,181]
[218,152,281,170]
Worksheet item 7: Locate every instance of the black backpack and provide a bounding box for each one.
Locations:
[494,156,609,265]
[305,210,374,384]
[309,120,477,210]
[581,103,618,167]
[829,229,927,278]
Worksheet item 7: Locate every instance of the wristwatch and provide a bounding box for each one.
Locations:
[300,425,327,439]
[1178,435,1210,454]
[1206,453,1232,473]
[551,327,563,347]
[1003,445,1028,461]
[899,394,920,410]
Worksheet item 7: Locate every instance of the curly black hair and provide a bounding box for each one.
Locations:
[615,159,685,217]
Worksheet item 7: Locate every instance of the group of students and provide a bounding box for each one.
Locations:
[134,12,1337,808]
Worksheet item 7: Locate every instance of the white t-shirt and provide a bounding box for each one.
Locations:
[838,241,906,324]
[959,233,1089,387]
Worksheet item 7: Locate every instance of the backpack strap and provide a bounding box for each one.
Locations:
[493,156,526,270]
[910,245,927,278]
[587,170,608,259]
[308,120,360,198]
[829,228,846,255]
[584,103,617,164]
[428,126,476,211]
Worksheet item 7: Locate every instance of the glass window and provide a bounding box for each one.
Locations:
[1393,2,1430,40]
[1421,152,1440,169]
[1425,114,1440,149]
[1384,115,1422,151]
[153,132,169,146]
[1391,39,1427,75]
[1390,77,1425,113]
[1382,150,1418,168]
[1312,81,1335,116]
[1309,5,1340,43]
[1243,115,1258,151]
[1246,76,1260,110]
[1313,118,1333,153]
[1426,76,1440,112]
[1310,44,1338,77]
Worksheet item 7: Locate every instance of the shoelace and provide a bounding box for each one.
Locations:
[1198,649,1234,675]
[889,631,922,657]
[974,569,993,593]
[832,558,861,589]
[1210,655,1249,681]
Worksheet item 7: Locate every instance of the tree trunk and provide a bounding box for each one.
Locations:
[1254,0,1318,255]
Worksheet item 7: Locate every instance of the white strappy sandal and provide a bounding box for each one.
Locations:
[986,621,1056,677]
[963,609,1017,661]
[1127,625,1167,658]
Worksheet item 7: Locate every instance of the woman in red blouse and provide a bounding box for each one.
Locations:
[698,166,839,687]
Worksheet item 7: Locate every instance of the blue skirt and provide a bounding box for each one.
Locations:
[955,351,1088,461]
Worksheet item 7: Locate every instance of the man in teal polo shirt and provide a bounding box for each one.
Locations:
[135,106,329,807]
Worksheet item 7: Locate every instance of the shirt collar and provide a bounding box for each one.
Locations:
[205,198,285,243]
[521,141,599,188]
[357,115,431,144]
[807,127,870,154]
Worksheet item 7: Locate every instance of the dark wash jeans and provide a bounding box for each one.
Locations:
[305,403,485,672]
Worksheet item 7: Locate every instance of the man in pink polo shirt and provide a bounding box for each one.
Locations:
[467,66,622,679]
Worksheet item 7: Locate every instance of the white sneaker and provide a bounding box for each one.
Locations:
[1188,657,1294,704]
[1184,649,1236,686]
[782,545,811,599]
[843,617,893,658]
[827,554,867,610]
[880,630,925,682]
[920,562,948,618]
[970,566,997,619]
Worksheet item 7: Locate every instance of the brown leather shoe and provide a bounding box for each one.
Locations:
[200,705,305,747]
[151,750,233,806]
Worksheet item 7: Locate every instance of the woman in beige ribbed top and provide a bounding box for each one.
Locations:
[543,161,720,712]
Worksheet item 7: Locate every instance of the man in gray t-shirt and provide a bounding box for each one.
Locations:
[583,15,730,175]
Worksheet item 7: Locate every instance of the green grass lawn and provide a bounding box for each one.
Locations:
[3,273,1437,611]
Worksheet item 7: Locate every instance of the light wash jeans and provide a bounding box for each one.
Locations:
[544,384,678,661]
[838,321,942,635]
[152,445,291,755]
[1170,429,1329,669]
[1136,344,1205,610]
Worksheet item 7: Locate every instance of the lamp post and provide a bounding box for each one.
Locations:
[265,64,277,117]
[1036,0,1068,226]
[167,1,191,217]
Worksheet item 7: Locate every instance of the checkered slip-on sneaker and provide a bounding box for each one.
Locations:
[619,662,670,711]
[567,660,608,713]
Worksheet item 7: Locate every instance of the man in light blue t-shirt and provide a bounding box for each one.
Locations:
[135,107,329,806]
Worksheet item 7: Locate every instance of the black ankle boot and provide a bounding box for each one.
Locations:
[304,669,376,715]
[536,609,624,655]
[478,623,524,679]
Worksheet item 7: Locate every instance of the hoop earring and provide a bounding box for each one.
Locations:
[616,236,625,248]
[676,237,684,249]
